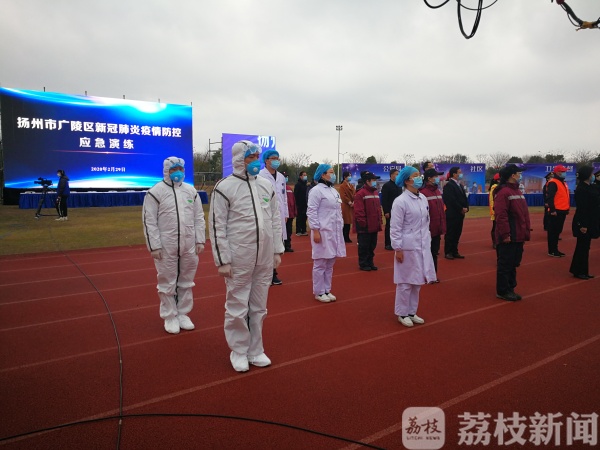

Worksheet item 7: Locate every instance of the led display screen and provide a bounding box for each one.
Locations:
[0,87,193,189]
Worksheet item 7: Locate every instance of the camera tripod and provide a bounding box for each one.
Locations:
[34,185,59,219]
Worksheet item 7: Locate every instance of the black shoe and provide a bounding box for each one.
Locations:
[573,274,590,280]
[548,252,562,258]
[370,266,378,271]
[496,292,519,301]
[586,274,595,278]
[359,266,372,272]
[284,248,294,253]
[511,291,522,300]
[444,254,454,260]
[556,251,566,257]
[385,246,393,251]
[271,276,283,285]
[453,253,465,259]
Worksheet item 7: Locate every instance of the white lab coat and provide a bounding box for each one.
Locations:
[142,159,205,320]
[307,182,347,260]
[259,167,288,241]
[390,189,436,285]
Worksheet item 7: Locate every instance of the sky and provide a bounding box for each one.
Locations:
[1,0,599,166]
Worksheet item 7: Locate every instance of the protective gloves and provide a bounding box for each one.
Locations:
[217,264,233,278]
[151,249,163,260]
[195,243,205,254]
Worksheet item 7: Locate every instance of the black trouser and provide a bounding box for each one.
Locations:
[569,235,591,276]
[491,220,496,247]
[444,214,464,256]
[296,210,307,234]
[496,242,524,295]
[431,235,441,272]
[56,195,68,217]
[543,209,550,231]
[343,224,352,242]
[285,218,294,249]
[358,232,378,268]
[384,216,392,247]
[547,212,567,253]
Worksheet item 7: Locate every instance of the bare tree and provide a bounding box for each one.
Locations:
[346,152,365,163]
[475,154,490,165]
[402,153,416,166]
[570,149,596,166]
[375,153,389,164]
[487,152,511,170]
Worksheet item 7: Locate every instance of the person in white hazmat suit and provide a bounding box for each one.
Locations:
[258,149,288,286]
[209,141,285,372]
[142,157,206,334]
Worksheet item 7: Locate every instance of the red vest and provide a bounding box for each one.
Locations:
[548,178,570,210]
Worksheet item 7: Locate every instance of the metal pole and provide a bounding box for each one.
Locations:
[336,125,343,182]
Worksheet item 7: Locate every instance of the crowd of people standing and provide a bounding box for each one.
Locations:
[142,145,600,372]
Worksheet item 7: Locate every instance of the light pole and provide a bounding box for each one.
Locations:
[336,125,343,183]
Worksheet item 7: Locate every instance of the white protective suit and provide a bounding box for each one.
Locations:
[259,167,288,241]
[142,157,206,320]
[209,143,285,357]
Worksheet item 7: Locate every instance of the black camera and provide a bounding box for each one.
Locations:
[34,177,53,187]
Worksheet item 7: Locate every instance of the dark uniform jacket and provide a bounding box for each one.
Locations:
[493,182,531,244]
[572,182,600,239]
[381,179,402,215]
[442,179,468,217]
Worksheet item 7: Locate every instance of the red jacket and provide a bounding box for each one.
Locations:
[354,184,382,234]
[286,187,297,218]
[493,182,531,244]
[420,183,446,237]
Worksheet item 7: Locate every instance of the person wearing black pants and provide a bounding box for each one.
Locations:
[442,167,469,259]
[569,166,600,279]
[354,171,382,271]
[381,169,402,250]
[294,172,308,235]
[546,165,571,257]
[55,169,70,221]
[493,164,531,301]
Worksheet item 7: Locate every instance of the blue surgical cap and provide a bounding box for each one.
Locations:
[396,166,418,187]
[243,143,262,158]
[262,149,280,163]
[314,164,332,182]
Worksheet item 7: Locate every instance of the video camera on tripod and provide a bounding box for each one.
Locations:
[34,177,53,187]
[34,177,56,219]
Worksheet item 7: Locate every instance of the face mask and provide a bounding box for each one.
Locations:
[169,170,184,183]
[328,173,336,184]
[412,177,423,188]
[285,177,289,183]
[247,160,261,176]
[371,180,377,187]
[433,177,440,184]
[556,173,565,179]
[347,177,351,183]
[302,176,308,181]
[458,173,464,180]
[57,173,61,177]
[590,175,596,184]
[270,160,280,169]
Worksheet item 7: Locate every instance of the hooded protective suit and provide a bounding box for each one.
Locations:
[258,164,288,241]
[209,141,285,358]
[143,157,206,321]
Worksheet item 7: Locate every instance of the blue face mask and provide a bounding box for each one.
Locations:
[302,176,308,181]
[285,177,289,183]
[412,177,423,188]
[458,173,464,180]
[347,177,352,183]
[432,177,440,184]
[270,160,280,169]
[169,170,184,183]
[590,175,596,184]
[371,180,377,187]
[328,173,336,184]
[247,160,261,176]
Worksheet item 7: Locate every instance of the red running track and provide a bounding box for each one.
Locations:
[0,213,598,449]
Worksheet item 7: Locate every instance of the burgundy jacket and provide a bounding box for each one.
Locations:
[420,183,446,237]
[493,182,531,244]
[354,184,382,234]
[286,187,297,219]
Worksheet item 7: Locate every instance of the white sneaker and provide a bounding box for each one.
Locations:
[315,294,331,303]
[409,314,425,324]
[230,351,249,372]
[164,317,180,334]
[398,316,414,327]
[55,217,64,221]
[248,353,271,367]
[177,314,195,330]
[325,292,337,301]
[63,217,68,221]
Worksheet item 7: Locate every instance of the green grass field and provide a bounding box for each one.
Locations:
[0,205,543,256]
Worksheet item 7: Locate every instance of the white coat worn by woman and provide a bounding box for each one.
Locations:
[142,157,206,334]
[391,166,436,327]
[209,141,285,372]
[307,164,346,303]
